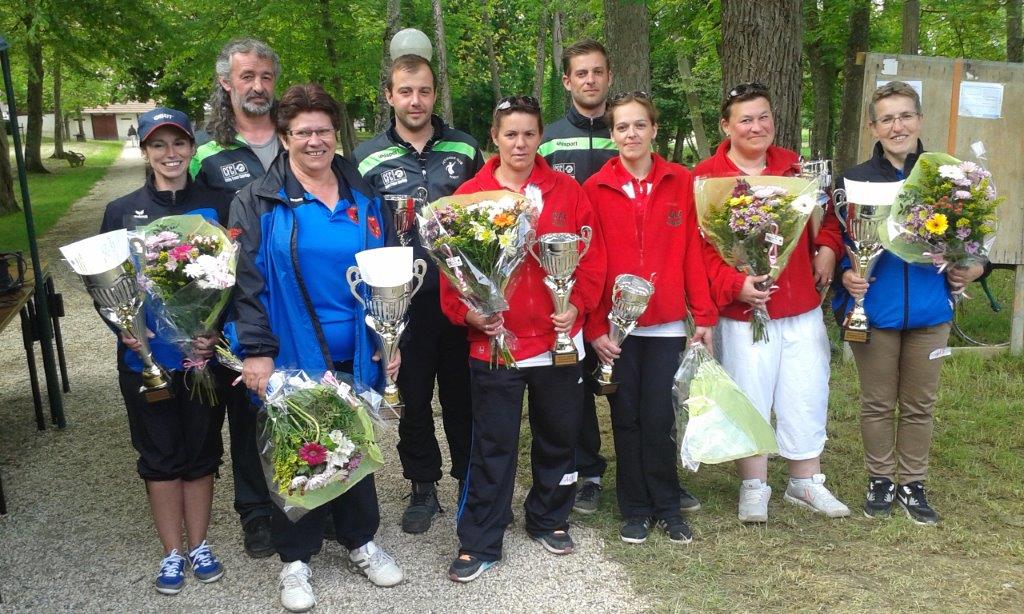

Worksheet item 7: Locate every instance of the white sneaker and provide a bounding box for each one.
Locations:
[784,473,851,518]
[348,541,404,587]
[738,479,771,523]
[279,561,315,613]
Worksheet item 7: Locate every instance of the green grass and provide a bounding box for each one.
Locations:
[949,267,1015,346]
[0,139,124,252]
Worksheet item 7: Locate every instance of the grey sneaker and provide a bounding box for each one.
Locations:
[573,481,602,514]
[401,481,441,534]
[680,488,701,513]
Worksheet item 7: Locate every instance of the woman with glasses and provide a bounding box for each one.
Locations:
[230,83,403,612]
[582,92,716,545]
[439,95,605,582]
[834,81,985,525]
[697,83,850,523]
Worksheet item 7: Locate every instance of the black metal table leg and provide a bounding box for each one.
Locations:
[1,467,7,515]
[45,277,70,393]
[20,304,45,431]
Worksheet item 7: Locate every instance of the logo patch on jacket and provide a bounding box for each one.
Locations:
[220,162,251,183]
[442,156,464,179]
[551,211,568,227]
[381,168,408,190]
[552,162,576,177]
[666,208,683,227]
[347,207,382,238]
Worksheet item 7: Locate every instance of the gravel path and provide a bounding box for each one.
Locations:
[0,146,648,613]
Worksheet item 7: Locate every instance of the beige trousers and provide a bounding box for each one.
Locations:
[849,323,951,483]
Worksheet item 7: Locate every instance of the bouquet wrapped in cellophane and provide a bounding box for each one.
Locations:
[132,214,237,405]
[881,151,1001,279]
[694,176,819,343]
[260,370,385,520]
[672,343,778,471]
[417,188,538,367]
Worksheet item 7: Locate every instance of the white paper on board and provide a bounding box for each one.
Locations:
[844,180,905,207]
[958,82,1003,119]
[877,79,923,105]
[882,58,899,75]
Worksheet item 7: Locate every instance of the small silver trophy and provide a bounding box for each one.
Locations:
[382,186,428,247]
[527,226,592,366]
[593,274,654,395]
[347,253,426,416]
[835,188,891,343]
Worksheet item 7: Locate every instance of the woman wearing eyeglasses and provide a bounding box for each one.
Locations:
[439,95,605,582]
[581,92,716,545]
[697,83,850,523]
[230,83,403,612]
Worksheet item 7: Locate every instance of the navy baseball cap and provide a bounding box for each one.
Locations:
[138,107,195,144]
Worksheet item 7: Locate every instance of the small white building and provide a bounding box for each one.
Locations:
[14,100,157,141]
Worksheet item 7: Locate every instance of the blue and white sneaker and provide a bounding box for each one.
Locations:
[155,550,186,595]
[188,540,225,583]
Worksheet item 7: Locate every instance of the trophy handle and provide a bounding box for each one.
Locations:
[833,188,848,232]
[346,266,367,309]
[578,225,592,259]
[410,258,427,297]
[525,229,542,266]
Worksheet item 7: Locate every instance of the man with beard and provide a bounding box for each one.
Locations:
[189,38,281,559]
[355,54,483,534]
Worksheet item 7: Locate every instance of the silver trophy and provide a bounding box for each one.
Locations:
[382,187,427,246]
[527,226,592,366]
[347,258,426,416]
[593,274,654,395]
[835,190,890,343]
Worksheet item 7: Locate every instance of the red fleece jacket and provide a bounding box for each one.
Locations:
[440,155,606,363]
[582,154,717,341]
[694,139,843,321]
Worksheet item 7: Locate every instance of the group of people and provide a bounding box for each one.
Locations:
[100,35,986,612]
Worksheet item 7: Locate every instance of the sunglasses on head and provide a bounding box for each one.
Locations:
[728,82,768,99]
[495,95,540,112]
[609,90,650,103]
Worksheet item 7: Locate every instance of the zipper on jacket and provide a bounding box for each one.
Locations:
[902,262,910,329]
[289,212,335,367]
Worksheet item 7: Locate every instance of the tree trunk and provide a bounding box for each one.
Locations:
[805,0,837,159]
[720,0,803,152]
[432,0,454,125]
[552,10,568,111]
[835,0,870,174]
[532,1,549,100]
[602,0,651,93]
[318,0,357,158]
[373,0,402,133]
[0,124,18,214]
[23,14,48,174]
[901,0,920,54]
[51,56,65,158]
[76,110,85,141]
[1009,0,1023,62]
[677,53,709,159]
[482,0,502,103]
[671,123,686,163]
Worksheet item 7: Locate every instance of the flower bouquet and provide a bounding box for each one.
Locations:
[260,370,384,519]
[881,153,1001,279]
[132,214,237,404]
[694,176,819,342]
[672,342,778,471]
[418,189,538,367]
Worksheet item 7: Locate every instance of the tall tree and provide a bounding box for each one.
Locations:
[22,8,48,174]
[373,0,402,133]
[50,55,65,158]
[432,0,454,125]
[1009,0,1023,62]
[603,0,651,93]
[720,0,803,152]
[902,0,920,54]
[481,0,502,103]
[532,1,549,100]
[804,0,841,159]
[835,0,870,174]
[0,123,17,214]
[676,52,709,159]
[318,0,358,158]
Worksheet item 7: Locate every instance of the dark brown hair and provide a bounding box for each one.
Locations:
[720,82,772,120]
[491,95,544,133]
[386,54,437,92]
[276,83,340,135]
[606,92,659,126]
[561,39,610,75]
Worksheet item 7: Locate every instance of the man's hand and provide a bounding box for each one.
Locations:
[591,334,622,366]
[242,356,274,398]
[551,303,579,334]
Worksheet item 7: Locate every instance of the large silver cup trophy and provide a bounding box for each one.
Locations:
[593,274,654,395]
[382,186,428,246]
[347,257,426,417]
[835,190,890,343]
[527,226,592,366]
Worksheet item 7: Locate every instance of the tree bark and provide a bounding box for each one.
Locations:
[677,53,709,159]
[432,0,454,125]
[602,0,651,93]
[51,56,65,158]
[1009,0,1023,62]
[532,1,549,100]
[76,110,85,141]
[23,13,49,174]
[835,0,871,174]
[373,0,402,133]
[318,0,357,159]
[720,0,803,152]
[671,123,686,163]
[552,10,568,111]
[482,0,502,103]
[901,0,920,54]
[0,124,18,214]
[805,0,837,159]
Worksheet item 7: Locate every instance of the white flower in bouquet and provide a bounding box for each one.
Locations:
[328,430,356,457]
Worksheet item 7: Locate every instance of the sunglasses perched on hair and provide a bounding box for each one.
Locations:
[728,82,768,99]
[495,95,540,111]
[609,90,650,103]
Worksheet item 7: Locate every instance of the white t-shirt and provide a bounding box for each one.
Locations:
[515,330,586,368]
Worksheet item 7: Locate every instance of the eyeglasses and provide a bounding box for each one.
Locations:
[728,82,768,99]
[873,112,920,128]
[495,95,540,112]
[286,128,336,140]
[609,90,650,103]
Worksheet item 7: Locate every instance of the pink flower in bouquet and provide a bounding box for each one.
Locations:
[169,243,194,263]
[348,453,362,471]
[298,442,328,466]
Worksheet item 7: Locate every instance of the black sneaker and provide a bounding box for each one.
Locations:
[680,488,702,513]
[573,481,602,514]
[401,481,442,534]
[864,476,895,518]
[448,553,498,583]
[897,481,939,525]
[530,529,575,555]
[619,517,651,544]
[656,515,693,544]
[242,515,274,559]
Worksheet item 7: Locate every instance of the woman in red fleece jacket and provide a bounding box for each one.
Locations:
[582,92,716,545]
[697,83,849,523]
[439,95,605,583]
